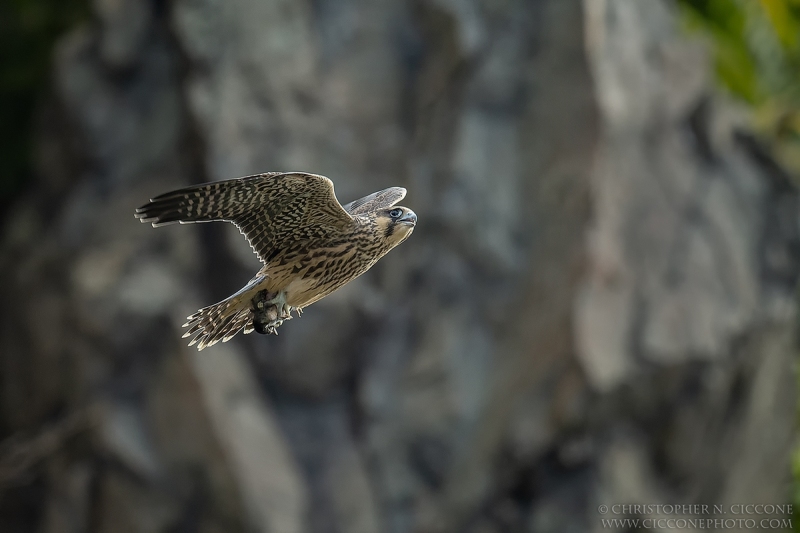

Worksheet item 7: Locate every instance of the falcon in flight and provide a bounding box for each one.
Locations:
[135,172,416,350]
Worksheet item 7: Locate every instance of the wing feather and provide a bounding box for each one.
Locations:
[135,172,353,264]
[342,187,406,215]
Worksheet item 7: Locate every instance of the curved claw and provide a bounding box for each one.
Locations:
[251,291,293,335]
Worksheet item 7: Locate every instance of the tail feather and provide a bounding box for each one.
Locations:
[182,275,266,350]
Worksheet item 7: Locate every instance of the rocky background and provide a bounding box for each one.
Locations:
[1,0,798,532]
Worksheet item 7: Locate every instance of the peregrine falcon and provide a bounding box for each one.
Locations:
[135,172,416,350]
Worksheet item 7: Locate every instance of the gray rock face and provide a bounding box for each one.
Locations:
[1,0,797,532]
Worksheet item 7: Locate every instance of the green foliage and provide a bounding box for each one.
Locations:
[678,0,800,175]
[0,0,89,205]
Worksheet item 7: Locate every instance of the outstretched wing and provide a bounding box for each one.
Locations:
[135,172,353,264]
[342,187,406,215]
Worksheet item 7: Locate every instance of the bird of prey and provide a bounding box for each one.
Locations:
[135,172,416,350]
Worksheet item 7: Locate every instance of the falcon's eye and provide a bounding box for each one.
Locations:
[389,208,403,219]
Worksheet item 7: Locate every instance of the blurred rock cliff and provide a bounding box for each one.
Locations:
[0,0,798,532]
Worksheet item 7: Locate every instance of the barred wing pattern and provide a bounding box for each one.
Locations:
[135,172,354,264]
[342,187,406,215]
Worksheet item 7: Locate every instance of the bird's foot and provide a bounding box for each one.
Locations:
[251,290,295,335]
[252,290,279,335]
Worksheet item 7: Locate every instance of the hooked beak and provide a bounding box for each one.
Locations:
[398,210,417,226]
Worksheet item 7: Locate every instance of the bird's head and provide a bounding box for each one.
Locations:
[375,206,417,247]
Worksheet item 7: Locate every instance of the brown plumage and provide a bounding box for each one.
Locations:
[135,172,416,350]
